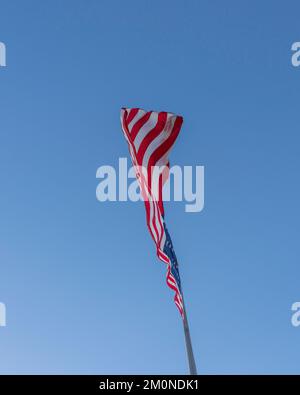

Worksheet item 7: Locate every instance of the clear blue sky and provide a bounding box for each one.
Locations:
[0,0,299,374]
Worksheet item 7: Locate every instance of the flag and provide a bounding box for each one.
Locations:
[120,107,184,316]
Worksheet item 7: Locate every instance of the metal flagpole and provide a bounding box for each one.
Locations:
[181,293,197,375]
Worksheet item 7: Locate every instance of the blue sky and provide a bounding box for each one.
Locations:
[0,0,299,374]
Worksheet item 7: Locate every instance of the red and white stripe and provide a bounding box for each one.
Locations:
[120,107,184,317]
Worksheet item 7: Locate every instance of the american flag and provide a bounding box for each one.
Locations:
[120,107,184,317]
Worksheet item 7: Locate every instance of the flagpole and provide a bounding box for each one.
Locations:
[181,294,197,375]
